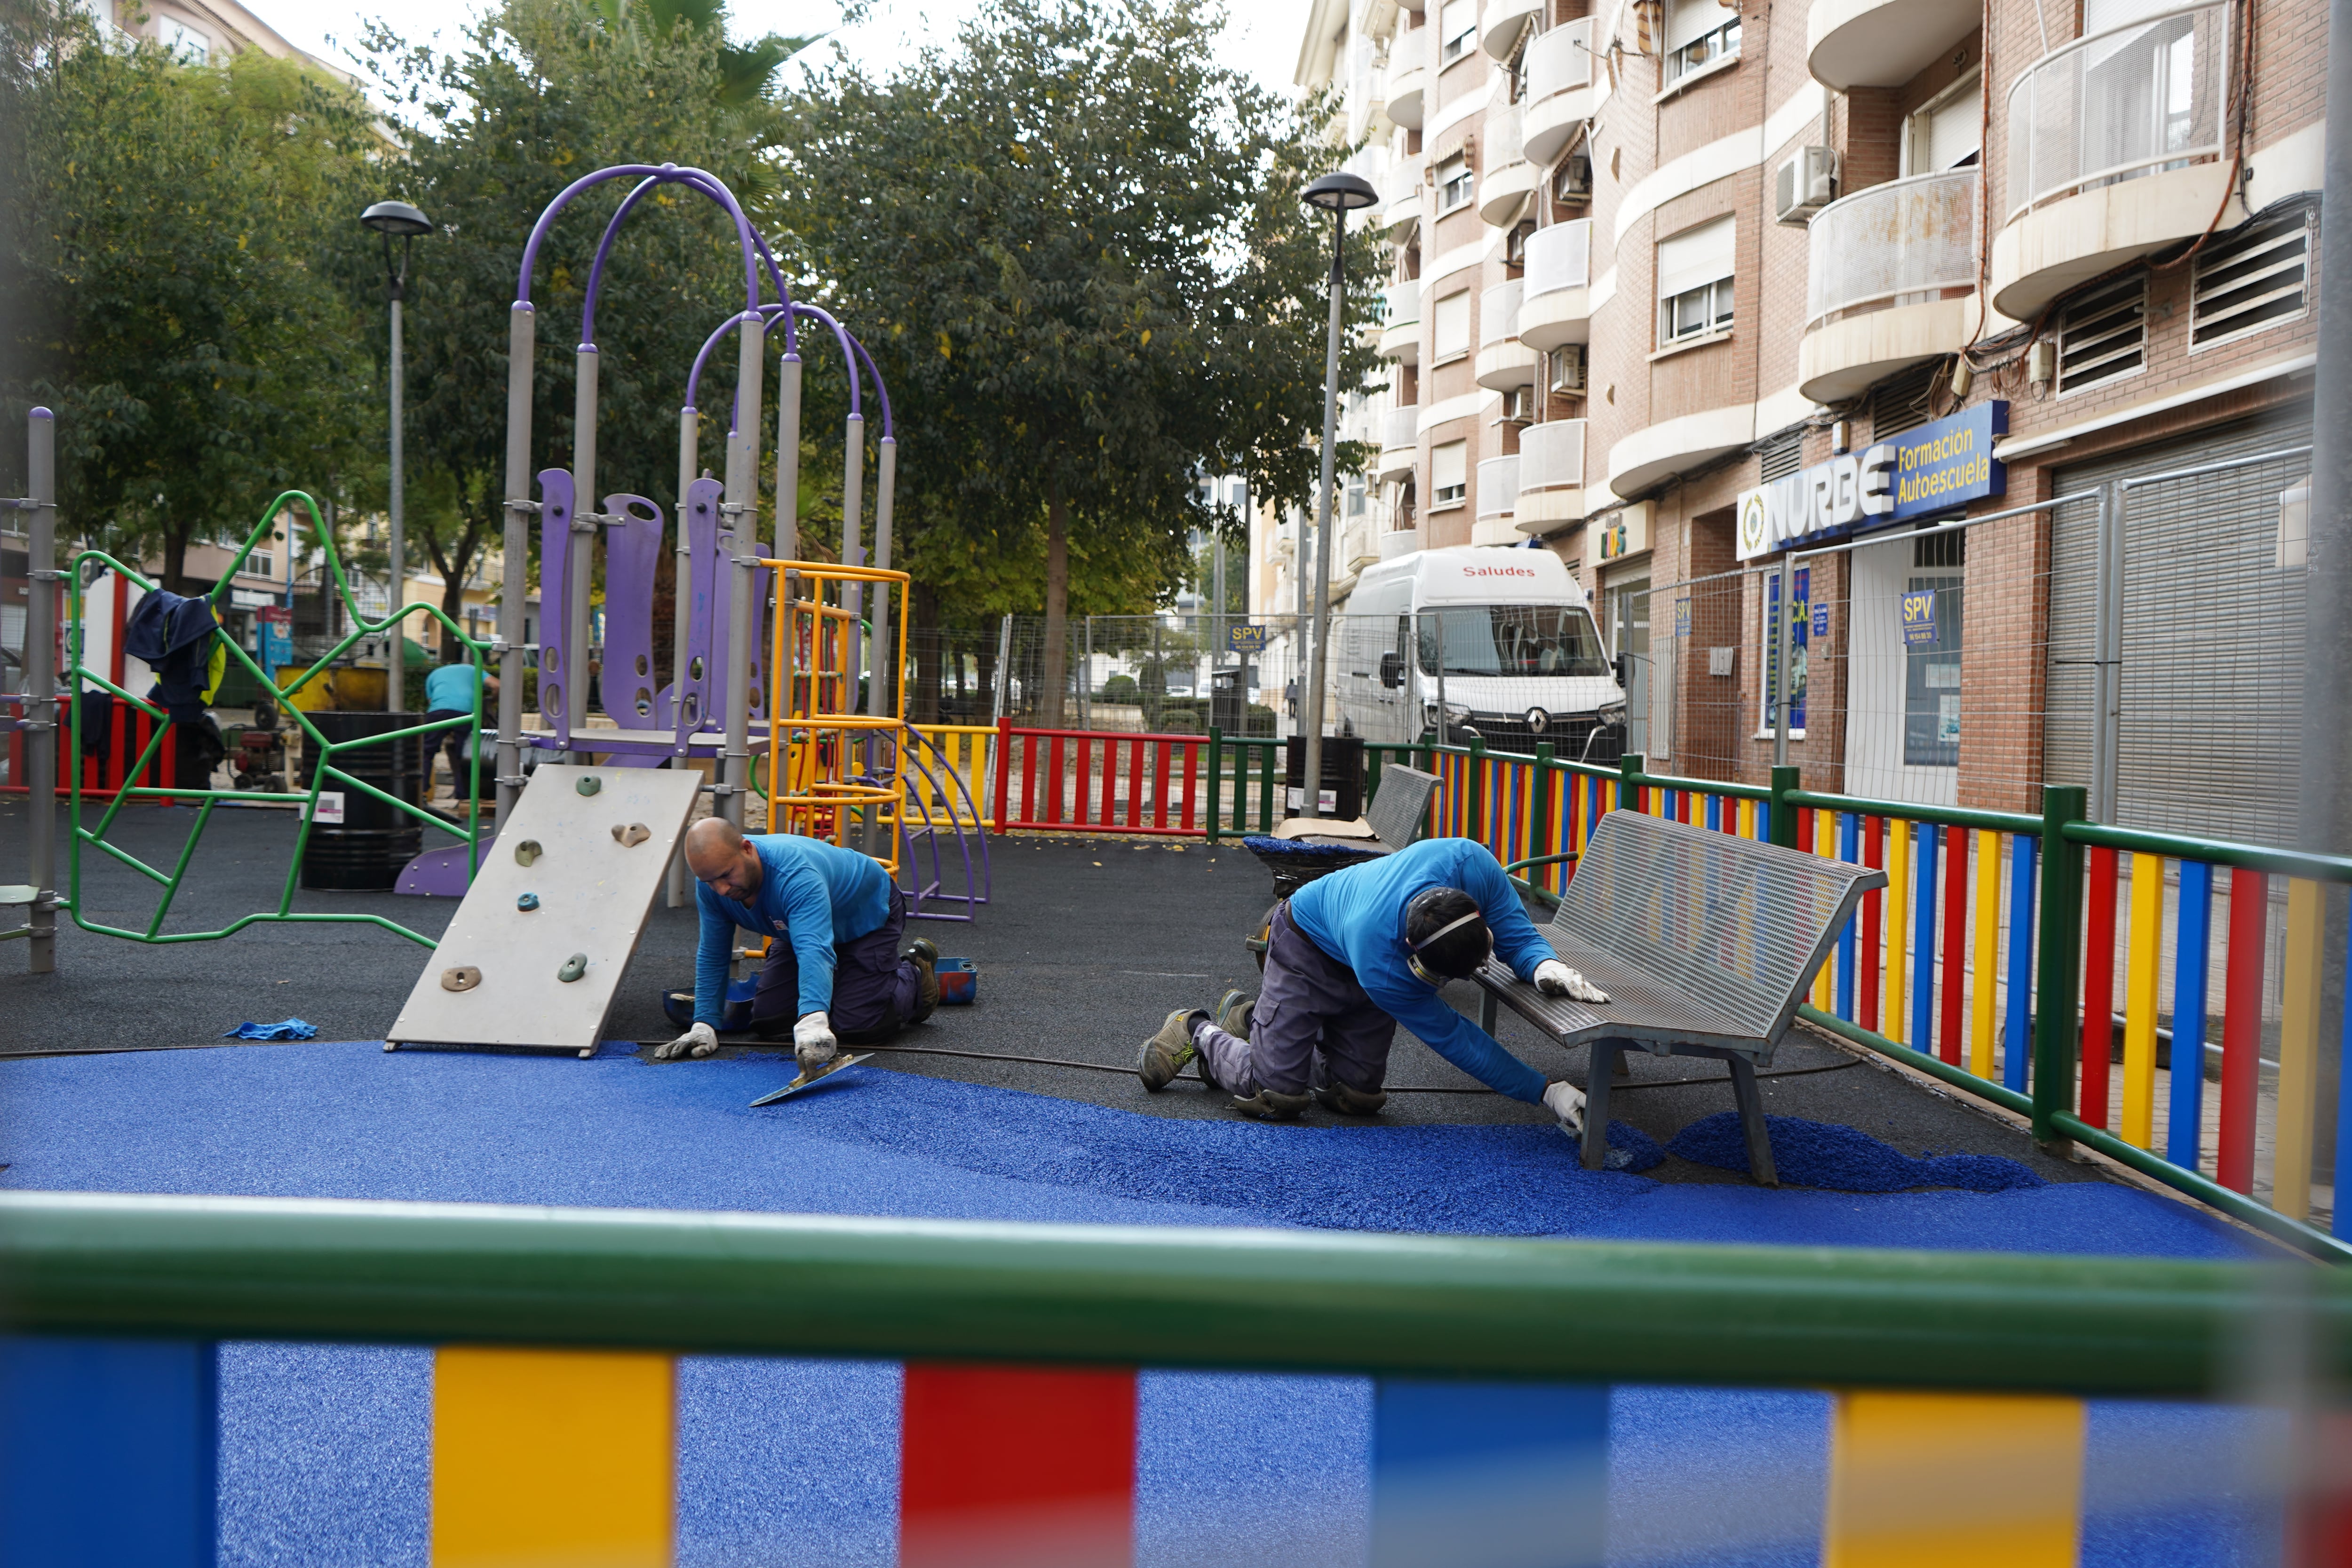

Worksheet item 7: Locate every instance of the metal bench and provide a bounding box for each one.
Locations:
[1475,810,1887,1185]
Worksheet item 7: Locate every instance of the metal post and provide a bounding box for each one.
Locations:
[2090,486,2121,823]
[719,314,764,829]
[388,292,406,723]
[667,403,697,909]
[24,408,57,973]
[867,435,895,722]
[1300,208,1347,819]
[2032,785,2089,1152]
[841,411,866,845]
[1081,616,1093,732]
[1772,560,1792,768]
[566,343,599,764]
[992,613,1011,725]
[496,304,535,827]
[775,354,803,564]
[2306,0,2352,863]
[1768,764,1799,850]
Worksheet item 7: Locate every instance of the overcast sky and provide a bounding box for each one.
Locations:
[250,0,1318,107]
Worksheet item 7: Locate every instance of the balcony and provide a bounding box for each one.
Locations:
[1805,0,1980,89]
[1478,104,1538,228]
[1378,163,1423,236]
[1798,168,1979,403]
[1474,280,1536,390]
[1512,419,1587,534]
[1516,220,1592,351]
[1522,21,1596,167]
[1377,406,1420,484]
[1473,454,1520,543]
[1378,280,1422,363]
[1482,0,1542,60]
[1991,1,2240,318]
[1386,60,1427,128]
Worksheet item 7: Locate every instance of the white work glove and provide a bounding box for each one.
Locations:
[652,1021,718,1061]
[1543,1080,1587,1138]
[1533,958,1609,1004]
[793,1011,838,1071]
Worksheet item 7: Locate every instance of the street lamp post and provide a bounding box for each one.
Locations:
[360,200,431,722]
[1296,172,1377,819]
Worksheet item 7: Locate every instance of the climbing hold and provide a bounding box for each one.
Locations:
[440,966,482,993]
[515,839,543,867]
[557,952,588,983]
[516,893,540,912]
[612,822,650,848]
[576,775,602,796]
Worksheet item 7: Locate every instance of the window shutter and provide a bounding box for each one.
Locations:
[1432,440,1468,491]
[1433,291,1472,358]
[1657,216,1735,299]
[1665,0,1738,53]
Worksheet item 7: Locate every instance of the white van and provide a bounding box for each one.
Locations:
[1334,547,1626,759]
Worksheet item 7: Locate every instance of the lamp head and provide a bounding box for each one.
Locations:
[1300,172,1379,214]
[360,200,432,238]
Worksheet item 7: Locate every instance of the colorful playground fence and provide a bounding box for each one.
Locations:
[989,718,1204,837]
[5,1190,2347,1567]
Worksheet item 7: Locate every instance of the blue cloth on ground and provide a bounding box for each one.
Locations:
[421,663,481,714]
[1285,837,1556,1104]
[219,1019,319,1041]
[1668,1111,2050,1193]
[694,834,897,1027]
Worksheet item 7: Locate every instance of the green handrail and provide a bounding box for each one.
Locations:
[2,1192,2343,1396]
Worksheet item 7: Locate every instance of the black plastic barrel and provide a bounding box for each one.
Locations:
[1284,733,1364,820]
[299,711,429,891]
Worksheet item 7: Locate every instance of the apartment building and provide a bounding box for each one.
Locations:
[1297,0,2323,838]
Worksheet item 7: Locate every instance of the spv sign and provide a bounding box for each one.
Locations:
[1736,403,2005,560]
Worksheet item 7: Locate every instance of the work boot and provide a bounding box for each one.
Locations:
[1137,1009,1207,1092]
[1313,1079,1388,1117]
[1214,989,1254,1042]
[905,937,941,1024]
[1229,1088,1314,1122]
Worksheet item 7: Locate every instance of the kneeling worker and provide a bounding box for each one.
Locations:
[1137,836,1606,1133]
[655,818,940,1070]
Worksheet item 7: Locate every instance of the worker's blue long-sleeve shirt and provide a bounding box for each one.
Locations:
[1286,837,1555,1104]
[694,835,894,1026]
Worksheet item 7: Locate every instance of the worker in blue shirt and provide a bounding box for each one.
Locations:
[421,660,495,796]
[1136,837,1606,1131]
[654,818,939,1071]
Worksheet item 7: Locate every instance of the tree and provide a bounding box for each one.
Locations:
[778,0,1381,724]
[4,6,381,589]
[337,0,787,657]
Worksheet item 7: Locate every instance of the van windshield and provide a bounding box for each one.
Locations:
[1417,605,1611,677]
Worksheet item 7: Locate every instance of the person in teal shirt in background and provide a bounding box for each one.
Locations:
[421,661,495,798]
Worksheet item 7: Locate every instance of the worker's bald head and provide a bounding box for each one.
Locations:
[683,816,744,874]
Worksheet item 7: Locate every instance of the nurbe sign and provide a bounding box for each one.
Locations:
[1736,403,2006,560]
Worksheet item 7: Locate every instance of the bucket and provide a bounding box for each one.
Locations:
[299,711,429,891]
[936,958,977,1005]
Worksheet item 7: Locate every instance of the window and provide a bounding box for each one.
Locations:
[1663,0,1740,83]
[1440,0,1477,63]
[1756,565,1805,736]
[1432,289,1472,360]
[1418,605,1612,676]
[1904,558,1963,766]
[1347,473,1368,517]
[1432,440,1468,506]
[1435,154,1473,213]
[1905,74,1983,175]
[2191,210,2311,350]
[1505,220,1534,266]
[1656,216,1735,346]
[2056,273,2145,394]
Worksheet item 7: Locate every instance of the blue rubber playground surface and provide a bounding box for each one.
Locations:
[0,1039,2284,1566]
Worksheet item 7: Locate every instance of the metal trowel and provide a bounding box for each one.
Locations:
[749,1052,874,1107]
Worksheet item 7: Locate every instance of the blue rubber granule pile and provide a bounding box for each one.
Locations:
[1667,1111,2050,1193]
[1239,835,1368,859]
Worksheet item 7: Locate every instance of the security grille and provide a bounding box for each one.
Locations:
[1756,426,1804,481]
[2056,274,2146,395]
[1867,363,1936,442]
[2190,209,2312,350]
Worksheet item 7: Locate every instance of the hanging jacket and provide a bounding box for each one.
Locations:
[124,589,224,723]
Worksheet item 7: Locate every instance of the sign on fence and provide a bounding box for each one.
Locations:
[1900,589,1939,648]
[1227,624,1268,653]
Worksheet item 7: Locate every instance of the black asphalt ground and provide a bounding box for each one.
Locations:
[0,796,2106,1186]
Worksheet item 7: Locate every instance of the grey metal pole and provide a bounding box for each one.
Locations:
[1300,210,1347,819]
[495,304,534,828]
[1772,561,1791,768]
[668,404,698,909]
[867,435,896,722]
[720,314,765,830]
[993,613,1011,725]
[2304,0,2352,860]
[24,408,56,973]
[567,343,599,763]
[388,293,405,719]
[840,411,867,845]
[775,354,803,563]
[2090,485,2121,823]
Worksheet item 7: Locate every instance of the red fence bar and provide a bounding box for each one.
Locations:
[989,725,1213,838]
[2080,846,2120,1130]
[899,1363,1137,1568]
[2217,867,2267,1194]
[991,717,1013,830]
[1940,827,1970,1067]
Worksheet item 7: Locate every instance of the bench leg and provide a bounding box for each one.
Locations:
[1726,1055,1778,1187]
[1580,1042,1618,1171]
[1478,986,1499,1037]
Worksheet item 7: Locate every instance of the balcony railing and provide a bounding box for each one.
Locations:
[2005,0,2227,221]
[1524,219,1592,300]
[1383,280,1421,330]
[1478,279,1523,348]
[1481,103,1525,183]
[1483,0,1543,60]
[1805,167,1979,331]
[1383,405,1421,450]
[1476,454,1520,519]
[1379,163,1422,231]
[1526,19,1595,102]
[1516,419,1586,495]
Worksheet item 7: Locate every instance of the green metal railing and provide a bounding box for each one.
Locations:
[62,491,492,951]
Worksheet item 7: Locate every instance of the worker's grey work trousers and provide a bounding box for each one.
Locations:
[1195,903,1395,1098]
[750,885,921,1044]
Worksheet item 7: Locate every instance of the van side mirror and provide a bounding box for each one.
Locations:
[1610,652,1629,689]
[1379,651,1404,690]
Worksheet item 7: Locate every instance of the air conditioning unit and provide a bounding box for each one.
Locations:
[1505,221,1534,266]
[1774,147,1839,225]
[1555,153,1593,201]
[1549,344,1588,393]
[1501,387,1536,423]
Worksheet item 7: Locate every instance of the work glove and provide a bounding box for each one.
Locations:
[1533,958,1609,1003]
[793,1011,839,1074]
[1543,1080,1587,1138]
[652,1021,718,1061]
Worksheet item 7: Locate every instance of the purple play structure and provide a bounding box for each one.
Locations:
[397,163,989,922]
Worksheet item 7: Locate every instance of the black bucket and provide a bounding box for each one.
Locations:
[300,711,429,891]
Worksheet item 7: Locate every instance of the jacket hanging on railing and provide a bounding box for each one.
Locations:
[124,589,225,724]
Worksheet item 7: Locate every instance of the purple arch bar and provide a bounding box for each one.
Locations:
[514,163,762,316]
[579,172,798,356]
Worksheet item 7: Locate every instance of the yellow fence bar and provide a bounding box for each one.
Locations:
[2122,852,2165,1149]
[1736,797,1755,839]
[1813,813,1838,1011]
[1884,821,1910,1046]
[2275,877,2328,1221]
[1970,830,2002,1080]
[1823,1391,2083,1568]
